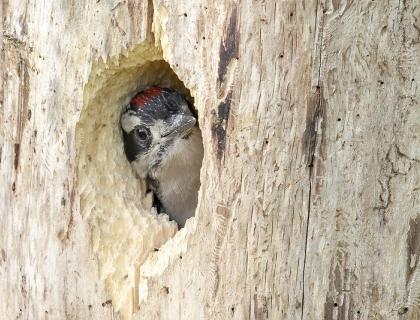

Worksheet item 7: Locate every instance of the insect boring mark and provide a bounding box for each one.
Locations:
[209,205,230,299]
[211,93,232,162]
[302,86,326,167]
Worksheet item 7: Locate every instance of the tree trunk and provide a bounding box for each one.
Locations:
[1,1,419,319]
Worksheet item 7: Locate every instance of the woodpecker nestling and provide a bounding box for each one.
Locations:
[120,86,203,227]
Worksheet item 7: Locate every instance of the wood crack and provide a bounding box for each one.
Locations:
[301,1,325,318]
[300,165,313,320]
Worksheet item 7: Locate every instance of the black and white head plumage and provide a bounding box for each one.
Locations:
[120,86,203,227]
[120,86,196,177]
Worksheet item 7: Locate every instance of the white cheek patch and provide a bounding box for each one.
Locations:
[153,120,165,132]
[181,103,190,113]
[121,113,143,133]
[149,123,163,143]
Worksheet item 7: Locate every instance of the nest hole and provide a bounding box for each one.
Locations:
[76,44,202,318]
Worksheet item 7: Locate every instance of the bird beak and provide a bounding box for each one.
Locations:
[161,114,196,138]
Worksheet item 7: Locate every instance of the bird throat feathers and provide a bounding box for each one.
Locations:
[132,128,202,181]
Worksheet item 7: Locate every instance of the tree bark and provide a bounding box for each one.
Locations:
[1,1,419,320]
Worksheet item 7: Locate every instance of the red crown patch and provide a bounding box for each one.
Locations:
[131,86,163,109]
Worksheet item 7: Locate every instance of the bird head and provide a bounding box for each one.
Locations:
[120,86,197,177]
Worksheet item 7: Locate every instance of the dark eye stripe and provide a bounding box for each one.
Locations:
[167,104,177,111]
[122,127,152,162]
[122,130,141,162]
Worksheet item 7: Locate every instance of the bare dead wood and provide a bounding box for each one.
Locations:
[1,1,419,320]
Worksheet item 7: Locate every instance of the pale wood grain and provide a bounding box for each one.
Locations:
[1,1,419,319]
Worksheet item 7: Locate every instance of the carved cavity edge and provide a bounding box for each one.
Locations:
[75,44,192,319]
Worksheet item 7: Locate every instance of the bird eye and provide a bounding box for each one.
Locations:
[167,102,178,111]
[135,127,148,140]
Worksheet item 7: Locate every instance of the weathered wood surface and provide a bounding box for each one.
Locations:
[1,0,419,319]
